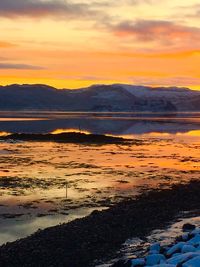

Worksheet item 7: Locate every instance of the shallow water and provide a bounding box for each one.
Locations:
[0,112,199,245]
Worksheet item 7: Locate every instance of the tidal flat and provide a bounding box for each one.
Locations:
[0,126,199,245]
[1,180,200,267]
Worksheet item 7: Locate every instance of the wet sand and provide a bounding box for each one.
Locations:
[0,180,200,267]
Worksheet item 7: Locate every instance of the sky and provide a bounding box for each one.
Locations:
[0,0,200,89]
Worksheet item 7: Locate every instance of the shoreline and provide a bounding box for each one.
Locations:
[113,223,200,267]
[0,132,130,144]
[0,180,200,266]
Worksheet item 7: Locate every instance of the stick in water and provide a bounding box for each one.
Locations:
[66,181,68,198]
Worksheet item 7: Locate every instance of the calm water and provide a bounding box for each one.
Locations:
[0,112,199,245]
[0,111,200,135]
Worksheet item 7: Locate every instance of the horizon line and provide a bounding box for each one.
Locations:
[0,82,198,91]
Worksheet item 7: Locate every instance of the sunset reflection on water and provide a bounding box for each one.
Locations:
[0,113,199,244]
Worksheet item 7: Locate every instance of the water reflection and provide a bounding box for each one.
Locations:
[0,112,199,245]
[0,112,199,135]
[0,207,102,245]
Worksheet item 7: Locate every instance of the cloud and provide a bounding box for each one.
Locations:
[0,57,9,60]
[0,63,44,70]
[93,0,154,6]
[0,41,15,48]
[127,0,153,4]
[111,20,200,46]
[0,0,100,19]
[129,76,200,87]
[177,4,200,18]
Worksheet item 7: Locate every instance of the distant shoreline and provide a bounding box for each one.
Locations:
[0,132,130,144]
[0,83,199,112]
[0,180,200,266]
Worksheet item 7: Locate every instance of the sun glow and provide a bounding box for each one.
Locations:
[1,0,200,89]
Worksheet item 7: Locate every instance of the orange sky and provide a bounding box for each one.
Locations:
[0,0,200,90]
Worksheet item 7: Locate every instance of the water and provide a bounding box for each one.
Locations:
[0,111,199,135]
[0,112,199,245]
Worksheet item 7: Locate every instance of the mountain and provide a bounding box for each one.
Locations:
[0,83,199,111]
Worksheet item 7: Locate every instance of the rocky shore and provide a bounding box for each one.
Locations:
[0,180,200,267]
[114,224,200,267]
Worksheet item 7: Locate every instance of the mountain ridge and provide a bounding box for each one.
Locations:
[0,83,199,111]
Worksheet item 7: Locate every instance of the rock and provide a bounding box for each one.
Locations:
[181,233,190,241]
[145,254,166,265]
[131,258,145,266]
[166,242,185,256]
[181,245,196,253]
[195,244,200,251]
[114,225,200,267]
[149,250,160,255]
[171,253,182,257]
[183,224,196,232]
[188,234,200,246]
[112,259,132,267]
[149,265,176,267]
[191,228,200,236]
[182,255,200,267]
[167,252,200,265]
[149,243,161,254]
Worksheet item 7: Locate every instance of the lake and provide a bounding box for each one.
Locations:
[0,112,199,245]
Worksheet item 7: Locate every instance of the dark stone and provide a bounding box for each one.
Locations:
[112,259,132,267]
[182,223,196,232]
[1,132,127,144]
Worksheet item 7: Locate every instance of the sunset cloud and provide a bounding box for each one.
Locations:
[0,63,44,70]
[111,20,200,46]
[0,41,15,48]
[178,3,200,17]
[0,0,99,19]
[1,0,200,89]
[129,76,200,87]
[127,0,153,4]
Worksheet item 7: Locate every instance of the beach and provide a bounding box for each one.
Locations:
[0,180,200,266]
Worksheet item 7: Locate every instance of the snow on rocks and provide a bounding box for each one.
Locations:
[181,245,196,253]
[182,255,200,267]
[113,224,200,267]
[131,258,146,266]
[166,252,200,265]
[181,234,189,242]
[191,229,200,235]
[166,242,186,256]
[187,234,200,246]
[149,243,161,254]
[145,254,165,265]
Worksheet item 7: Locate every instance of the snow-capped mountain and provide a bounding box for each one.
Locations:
[112,84,200,111]
[0,83,199,111]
